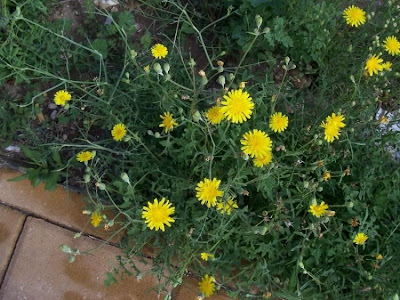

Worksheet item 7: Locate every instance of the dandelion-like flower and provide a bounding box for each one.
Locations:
[196,178,223,207]
[216,198,238,215]
[365,54,384,76]
[322,171,331,181]
[90,211,102,227]
[308,201,329,218]
[383,36,400,56]
[253,151,273,167]
[54,90,72,106]
[221,89,254,123]
[198,274,215,298]
[151,44,168,59]
[382,61,392,71]
[353,232,368,245]
[76,151,93,163]
[205,106,225,125]
[159,112,178,133]
[111,123,126,141]
[200,252,215,261]
[269,112,289,133]
[142,198,175,231]
[241,129,272,158]
[321,113,346,143]
[343,5,366,27]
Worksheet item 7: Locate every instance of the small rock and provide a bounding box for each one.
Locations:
[48,103,57,110]
[50,110,58,120]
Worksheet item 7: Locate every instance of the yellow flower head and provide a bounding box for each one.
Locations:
[379,115,389,124]
[365,54,384,76]
[159,112,178,133]
[90,211,102,227]
[54,90,72,106]
[343,5,366,27]
[205,106,225,125]
[142,198,175,231]
[382,61,392,71]
[383,36,400,56]
[111,123,127,141]
[322,171,331,181]
[375,254,383,260]
[144,65,150,73]
[216,198,238,215]
[241,129,272,158]
[151,43,168,59]
[253,151,273,168]
[308,201,329,218]
[353,232,368,245]
[198,274,215,298]
[76,151,93,163]
[221,89,254,123]
[269,112,289,133]
[200,252,215,261]
[196,178,224,207]
[321,113,346,143]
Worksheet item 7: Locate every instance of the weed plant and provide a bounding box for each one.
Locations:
[1,0,400,299]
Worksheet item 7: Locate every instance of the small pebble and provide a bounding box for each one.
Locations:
[50,110,57,120]
[48,103,57,110]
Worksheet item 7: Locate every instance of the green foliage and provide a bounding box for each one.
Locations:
[1,0,400,299]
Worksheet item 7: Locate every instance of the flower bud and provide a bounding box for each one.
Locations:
[83,174,91,183]
[217,75,225,87]
[346,201,354,208]
[192,110,202,122]
[153,63,163,75]
[95,182,106,190]
[154,132,161,138]
[163,63,170,74]
[121,172,130,184]
[255,15,263,28]
[130,50,137,60]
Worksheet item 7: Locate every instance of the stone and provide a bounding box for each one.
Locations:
[0,217,169,299]
[0,204,25,283]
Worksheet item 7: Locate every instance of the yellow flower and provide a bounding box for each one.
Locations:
[382,61,392,71]
[196,178,224,208]
[111,123,126,141]
[221,89,254,123]
[322,171,331,181]
[375,254,383,260]
[151,43,168,59]
[353,232,368,245]
[379,116,389,124]
[241,129,272,158]
[308,201,329,218]
[144,65,150,73]
[216,198,238,215]
[200,252,215,261]
[198,274,215,298]
[142,198,175,231]
[253,151,273,167]
[76,151,93,163]
[269,112,289,133]
[365,54,384,76]
[90,211,102,227]
[54,90,72,106]
[383,36,400,56]
[343,5,366,27]
[205,106,225,125]
[321,113,346,143]
[159,112,178,133]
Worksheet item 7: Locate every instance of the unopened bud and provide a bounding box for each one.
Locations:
[121,172,130,184]
[217,75,225,87]
[153,63,163,75]
[163,63,170,74]
[255,15,263,28]
[96,182,106,190]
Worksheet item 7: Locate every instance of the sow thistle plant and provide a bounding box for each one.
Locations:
[7,1,398,299]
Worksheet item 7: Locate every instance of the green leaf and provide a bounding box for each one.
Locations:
[118,11,135,35]
[20,145,42,163]
[140,32,152,49]
[92,38,108,59]
[104,272,118,287]
[7,173,30,182]
[45,171,60,191]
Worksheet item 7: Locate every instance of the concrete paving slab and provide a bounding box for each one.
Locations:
[0,204,25,284]
[0,217,168,300]
[0,167,123,243]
